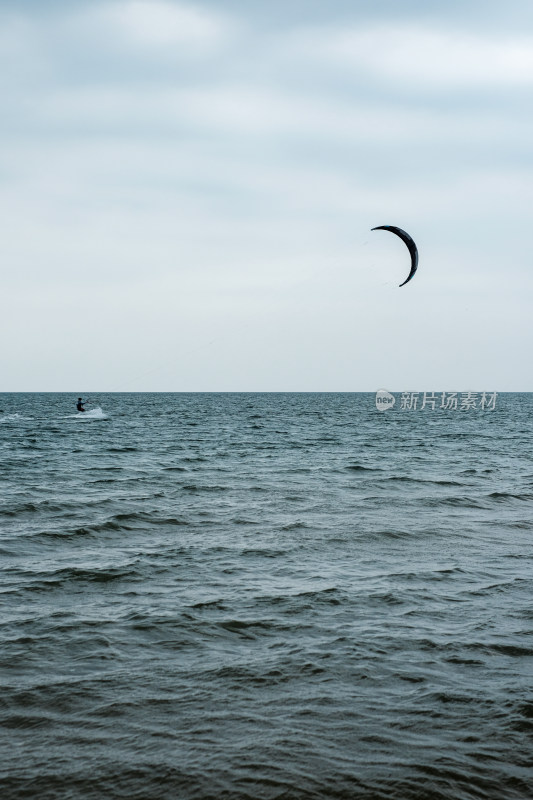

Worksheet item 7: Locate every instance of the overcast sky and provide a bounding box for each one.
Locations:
[1,0,532,391]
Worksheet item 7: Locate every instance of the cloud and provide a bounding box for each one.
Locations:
[288,24,533,90]
[0,0,238,92]
[11,80,531,155]
[82,0,235,53]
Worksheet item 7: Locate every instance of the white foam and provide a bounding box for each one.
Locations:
[0,413,31,423]
[71,407,108,420]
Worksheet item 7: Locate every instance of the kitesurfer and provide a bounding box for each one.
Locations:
[76,398,87,412]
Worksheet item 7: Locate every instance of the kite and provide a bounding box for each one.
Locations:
[371,225,418,287]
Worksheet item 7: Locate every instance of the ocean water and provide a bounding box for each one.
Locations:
[1,392,532,800]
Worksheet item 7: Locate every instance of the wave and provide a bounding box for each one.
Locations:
[240,548,288,557]
[280,521,309,530]
[0,501,62,517]
[13,512,190,541]
[345,464,383,472]
[466,641,533,657]
[181,484,228,492]
[422,496,488,509]
[383,476,465,486]
[488,491,533,502]
[20,564,141,587]
[105,446,138,453]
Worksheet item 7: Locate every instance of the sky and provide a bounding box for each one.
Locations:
[1,0,532,391]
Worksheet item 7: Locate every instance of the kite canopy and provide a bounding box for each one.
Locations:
[371,225,418,287]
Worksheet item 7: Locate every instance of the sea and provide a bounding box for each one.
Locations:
[1,392,532,800]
